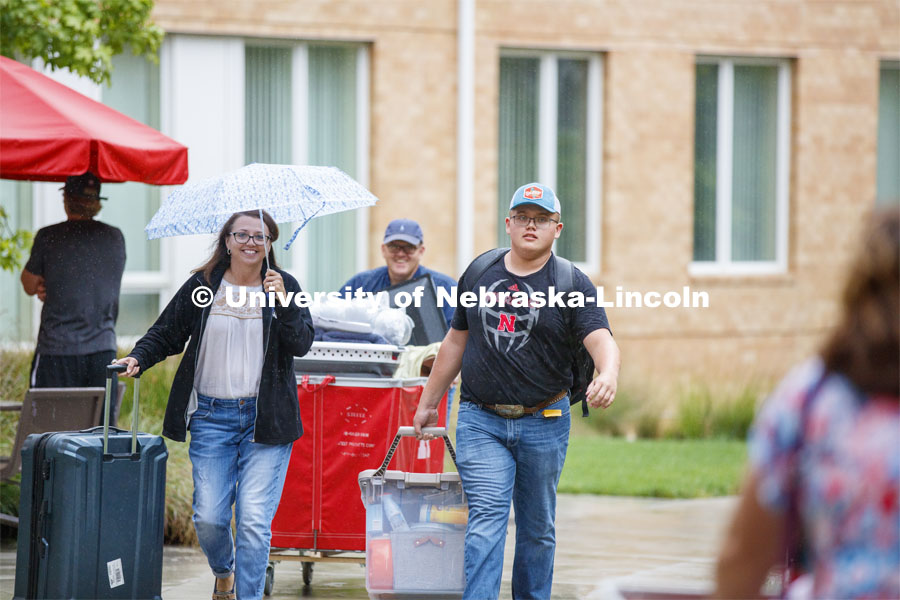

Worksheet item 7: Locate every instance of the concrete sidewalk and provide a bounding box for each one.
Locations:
[0,494,735,599]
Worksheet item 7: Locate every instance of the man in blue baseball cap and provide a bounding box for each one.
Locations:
[340,218,456,326]
[414,182,620,600]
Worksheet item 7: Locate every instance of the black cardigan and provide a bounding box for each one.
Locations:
[128,264,315,444]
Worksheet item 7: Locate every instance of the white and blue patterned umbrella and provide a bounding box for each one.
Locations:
[145,164,378,250]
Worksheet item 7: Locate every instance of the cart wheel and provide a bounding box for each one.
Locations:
[302,561,314,586]
[263,562,274,596]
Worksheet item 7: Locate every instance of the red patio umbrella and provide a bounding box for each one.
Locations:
[0,55,188,185]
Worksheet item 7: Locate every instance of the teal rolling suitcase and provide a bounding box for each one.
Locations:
[13,364,168,599]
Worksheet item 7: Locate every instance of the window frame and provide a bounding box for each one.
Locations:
[876,59,900,208]
[498,48,603,274]
[243,39,371,289]
[101,51,167,330]
[690,56,792,277]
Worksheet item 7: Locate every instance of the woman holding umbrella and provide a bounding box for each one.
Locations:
[115,210,314,600]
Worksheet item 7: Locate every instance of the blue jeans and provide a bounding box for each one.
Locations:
[455,396,571,600]
[189,394,293,600]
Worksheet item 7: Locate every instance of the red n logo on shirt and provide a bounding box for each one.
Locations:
[497,313,516,332]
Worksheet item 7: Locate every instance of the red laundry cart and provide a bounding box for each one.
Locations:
[267,375,449,592]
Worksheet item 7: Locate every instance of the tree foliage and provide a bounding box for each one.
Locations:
[0,207,33,273]
[0,0,164,85]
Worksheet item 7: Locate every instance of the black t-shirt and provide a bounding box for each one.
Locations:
[25,219,126,355]
[451,251,610,407]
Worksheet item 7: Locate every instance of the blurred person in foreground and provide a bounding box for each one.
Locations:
[115,210,314,600]
[21,171,126,387]
[715,207,899,599]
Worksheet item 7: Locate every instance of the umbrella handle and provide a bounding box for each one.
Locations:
[258,208,270,272]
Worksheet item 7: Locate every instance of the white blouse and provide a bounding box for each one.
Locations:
[195,278,264,399]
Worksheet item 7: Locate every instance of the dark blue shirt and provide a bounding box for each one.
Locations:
[25,219,126,355]
[340,265,456,326]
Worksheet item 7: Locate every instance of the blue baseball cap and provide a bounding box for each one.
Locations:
[509,183,561,215]
[383,218,424,245]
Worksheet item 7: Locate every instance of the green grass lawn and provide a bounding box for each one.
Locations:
[558,436,748,498]
[1,352,751,543]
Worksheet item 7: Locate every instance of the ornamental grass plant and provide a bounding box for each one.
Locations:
[0,350,196,545]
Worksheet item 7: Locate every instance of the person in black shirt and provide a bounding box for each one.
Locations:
[21,171,126,388]
[414,182,620,599]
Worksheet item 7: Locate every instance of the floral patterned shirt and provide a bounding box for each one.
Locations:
[749,358,900,599]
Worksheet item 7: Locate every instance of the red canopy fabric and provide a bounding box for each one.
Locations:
[0,56,188,185]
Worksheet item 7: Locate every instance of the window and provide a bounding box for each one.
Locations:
[0,181,34,343]
[692,57,791,274]
[245,42,368,292]
[100,51,163,335]
[498,51,602,269]
[877,61,899,207]
[245,46,294,268]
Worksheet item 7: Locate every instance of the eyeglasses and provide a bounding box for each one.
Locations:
[385,243,420,255]
[510,215,559,229]
[229,232,271,244]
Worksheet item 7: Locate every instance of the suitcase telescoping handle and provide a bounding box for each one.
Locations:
[105,363,141,456]
[373,426,457,478]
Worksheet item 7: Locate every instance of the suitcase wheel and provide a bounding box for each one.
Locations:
[264,562,274,596]
[302,561,314,586]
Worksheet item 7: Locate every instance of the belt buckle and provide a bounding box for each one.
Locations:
[493,404,524,419]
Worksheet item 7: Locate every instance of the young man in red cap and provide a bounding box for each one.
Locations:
[414,182,620,600]
[21,171,126,389]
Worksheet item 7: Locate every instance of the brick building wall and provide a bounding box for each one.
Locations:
[150,0,899,393]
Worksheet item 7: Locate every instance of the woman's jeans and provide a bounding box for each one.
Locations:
[455,396,571,600]
[189,394,293,600]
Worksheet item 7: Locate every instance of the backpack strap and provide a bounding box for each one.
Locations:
[553,254,576,330]
[554,255,589,417]
[463,248,508,291]
[554,254,575,294]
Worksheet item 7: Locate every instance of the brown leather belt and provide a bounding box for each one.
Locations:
[466,389,568,419]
